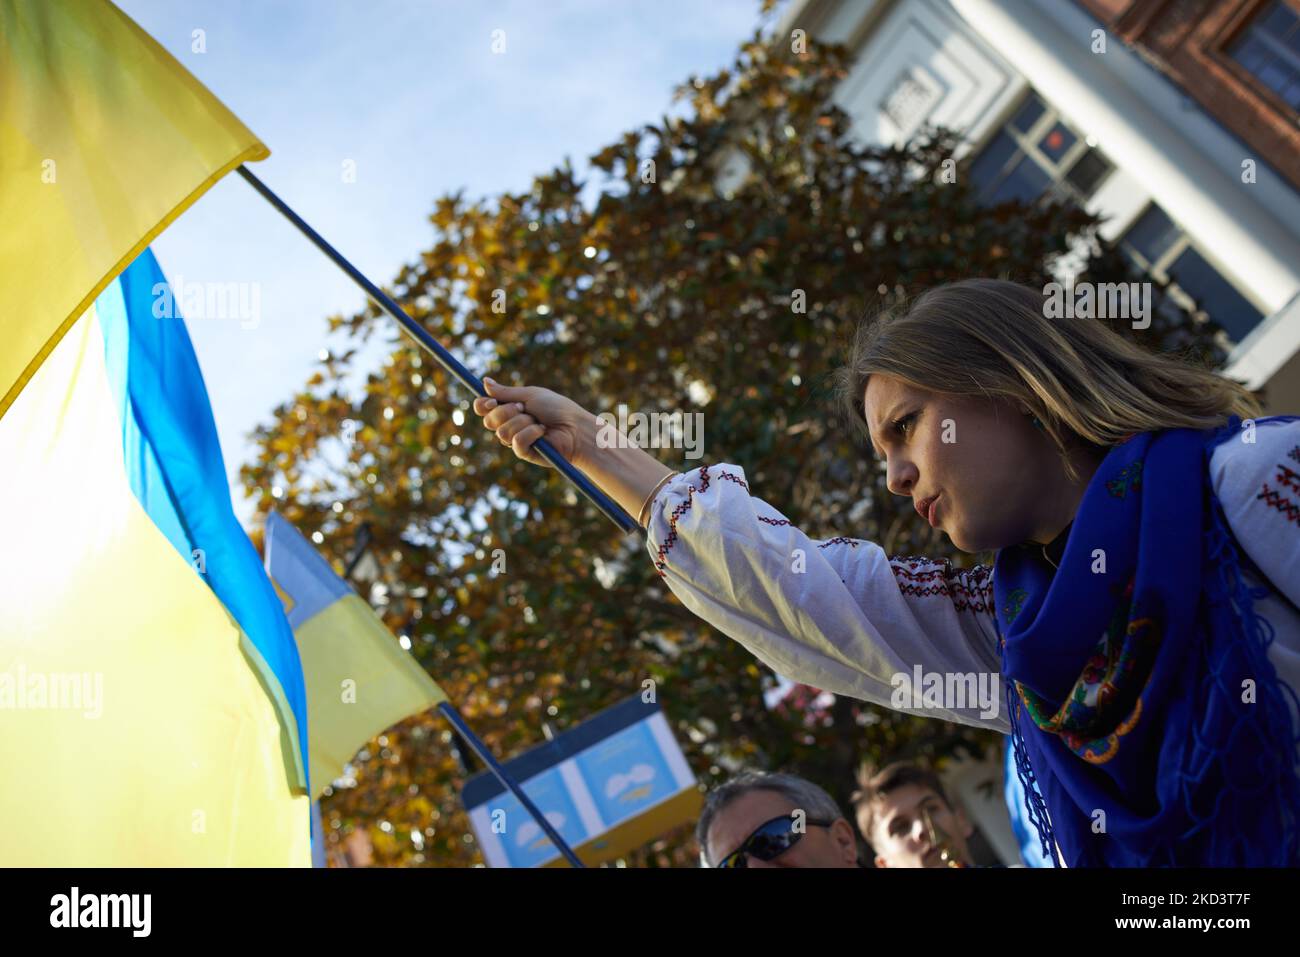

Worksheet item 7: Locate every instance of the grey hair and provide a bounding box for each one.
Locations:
[695,771,847,867]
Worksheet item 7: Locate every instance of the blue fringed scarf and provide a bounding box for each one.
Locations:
[994,415,1300,866]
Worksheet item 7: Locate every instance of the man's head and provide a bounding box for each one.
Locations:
[697,772,860,868]
[852,762,974,868]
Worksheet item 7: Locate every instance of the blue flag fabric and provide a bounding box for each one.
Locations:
[98,247,310,792]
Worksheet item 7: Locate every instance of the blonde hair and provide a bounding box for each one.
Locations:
[833,278,1262,480]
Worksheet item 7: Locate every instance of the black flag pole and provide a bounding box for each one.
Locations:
[436,701,585,868]
[236,165,638,534]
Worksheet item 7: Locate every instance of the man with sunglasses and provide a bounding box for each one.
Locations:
[696,771,861,868]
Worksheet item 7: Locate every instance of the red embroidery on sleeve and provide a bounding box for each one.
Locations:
[1257,485,1300,524]
[1275,463,1300,496]
[1256,453,1300,526]
[650,472,994,627]
[717,472,750,493]
[653,466,712,576]
[889,556,993,615]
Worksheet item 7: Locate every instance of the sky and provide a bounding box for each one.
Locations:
[116,0,761,524]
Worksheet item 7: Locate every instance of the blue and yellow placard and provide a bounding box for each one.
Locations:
[462,696,701,867]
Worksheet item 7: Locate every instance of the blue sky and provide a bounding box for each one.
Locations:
[116,0,759,523]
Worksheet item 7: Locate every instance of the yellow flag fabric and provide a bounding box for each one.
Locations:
[0,0,268,419]
[265,514,449,799]
[297,596,450,799]
[0,307,309,866]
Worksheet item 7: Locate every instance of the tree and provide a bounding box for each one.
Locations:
[243,31,1233,866]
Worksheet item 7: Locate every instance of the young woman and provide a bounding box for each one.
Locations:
[472,278,1300,867]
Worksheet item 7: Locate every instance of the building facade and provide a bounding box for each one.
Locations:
[779,0,1300,412]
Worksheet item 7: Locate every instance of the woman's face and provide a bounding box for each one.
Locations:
[863,374,1063,553]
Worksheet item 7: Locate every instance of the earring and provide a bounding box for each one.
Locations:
[1026,410,1045,431]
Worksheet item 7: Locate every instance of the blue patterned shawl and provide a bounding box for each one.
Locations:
[994,415,1300,866]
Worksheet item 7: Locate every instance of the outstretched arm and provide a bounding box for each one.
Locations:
[473,381,1008,732]
[644,462,1007,732]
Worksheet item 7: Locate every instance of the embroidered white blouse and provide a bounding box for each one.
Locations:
[643,417,1300,734]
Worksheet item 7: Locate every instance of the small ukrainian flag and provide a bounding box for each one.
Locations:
[264,514,448,799]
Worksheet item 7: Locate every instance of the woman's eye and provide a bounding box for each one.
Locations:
[893,413,917,437]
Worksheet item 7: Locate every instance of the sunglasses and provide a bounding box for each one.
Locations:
[714,813,835,868]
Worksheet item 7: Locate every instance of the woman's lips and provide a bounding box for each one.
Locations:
[916,494,941,527]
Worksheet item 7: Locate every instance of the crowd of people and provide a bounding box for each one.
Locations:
[696,761,985,869]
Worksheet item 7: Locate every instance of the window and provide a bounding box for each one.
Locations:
[967,92,1115,208]
[1227,1,1300,113]
[1120,204,1264,342]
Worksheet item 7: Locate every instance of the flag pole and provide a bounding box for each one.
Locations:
[436,701,585,868]
[236,165,638,535]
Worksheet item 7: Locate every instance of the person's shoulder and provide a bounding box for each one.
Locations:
[1207,416,1300,573]
[1204,415,1300,609]
[1208,415,1300,496]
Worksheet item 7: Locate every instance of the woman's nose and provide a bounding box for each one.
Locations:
[887,459,917,497]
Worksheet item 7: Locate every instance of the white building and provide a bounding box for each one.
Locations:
[778,0,1300,413]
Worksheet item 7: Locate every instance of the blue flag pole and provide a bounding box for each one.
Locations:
[236,165,638,535]
[436,702,585,868]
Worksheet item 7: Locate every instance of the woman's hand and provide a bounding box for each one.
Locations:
[472,377,596,469]
[473,376,680,527]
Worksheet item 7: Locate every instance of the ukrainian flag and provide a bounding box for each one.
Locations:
[265,513,448,799]
[0,0,306,865]
[0,249,311,865]
[0,0,269,417]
